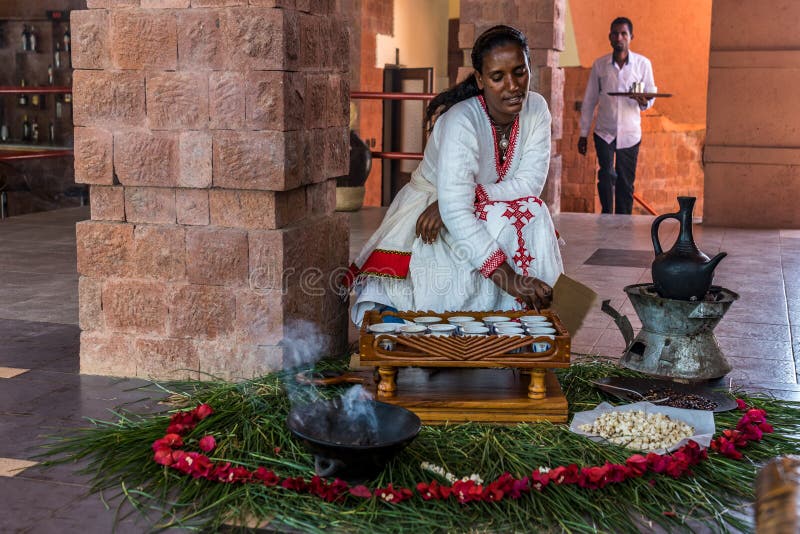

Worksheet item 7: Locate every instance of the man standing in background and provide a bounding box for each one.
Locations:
[577,17,656,214]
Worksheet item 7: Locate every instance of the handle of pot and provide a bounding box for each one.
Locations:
[651,212,678,256]
[315,456,346,478]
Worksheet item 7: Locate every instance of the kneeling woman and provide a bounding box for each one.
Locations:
[347,25,563,325]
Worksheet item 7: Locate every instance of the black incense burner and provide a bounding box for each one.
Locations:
[287,398,421,482]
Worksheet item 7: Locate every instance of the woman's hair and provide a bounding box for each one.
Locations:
[424,25,529,129]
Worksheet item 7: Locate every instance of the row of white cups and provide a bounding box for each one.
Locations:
[368,315,557,352]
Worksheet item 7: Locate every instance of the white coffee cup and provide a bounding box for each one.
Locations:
[378,338,396,351]
[399,324,427,336]
[483,316,511,334]
[414,316,442,326]
[531,341,552,353]
[503,333,526,353]
[527,326,556,335]
[496,326,525,335]
[368,323,399,334]
[519,315,549,325]
[448,316,476,335]
[462,326,490,336]
[428,323,457,337]
[483,316,511,325]
[448,316,475,325]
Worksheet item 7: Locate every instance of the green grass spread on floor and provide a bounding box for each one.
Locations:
[43,359,800,533]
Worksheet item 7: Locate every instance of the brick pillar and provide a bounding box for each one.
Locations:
[458,0,565,213]
[73,0,350,380]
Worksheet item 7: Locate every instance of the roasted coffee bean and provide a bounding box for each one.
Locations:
[642,387,717,411]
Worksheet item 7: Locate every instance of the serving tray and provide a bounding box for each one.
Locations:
[593,376,737,413]
[607,92,672,98]
[359,309,571,369]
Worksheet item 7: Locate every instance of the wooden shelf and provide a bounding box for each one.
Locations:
[0,147,73,161]
[0,86,71,94]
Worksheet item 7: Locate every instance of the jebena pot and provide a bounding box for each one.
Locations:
[651,196,727,301]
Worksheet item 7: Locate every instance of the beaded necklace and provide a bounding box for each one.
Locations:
[490,118,514,163]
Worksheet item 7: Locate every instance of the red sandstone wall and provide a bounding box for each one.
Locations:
[703,0,800,228]
[357,0,392,207]
[74,1,351,379]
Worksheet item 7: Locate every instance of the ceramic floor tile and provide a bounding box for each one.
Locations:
[723,305,789,326]
[583,248,654,268]
[571,326,606,347]
[576,309,614,330]
[713,321,792,341]
[726,357,797,385]
[593,328,628,350]
[0,476,88,531]
[0,457,39,477]
[591,345,626,358]
[570,345,595,356]
[717,337,795,363]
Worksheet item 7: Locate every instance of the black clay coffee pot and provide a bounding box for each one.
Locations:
[651,196,726,300]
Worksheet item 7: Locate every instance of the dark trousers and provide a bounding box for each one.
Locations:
[593,133,640,214]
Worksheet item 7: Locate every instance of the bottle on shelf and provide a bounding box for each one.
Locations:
[22,115,31,142]
[64,93,72,104]
[54,42,61,69]
[28,25,37,52]
[31,117,40,144]
[31,93,40,108]
[48,65,54,85]
[63,25,71,52]
[49,122,56,144]
[0,123,8,143]
[55,95,62,119]
[21,24,30,52]
[18,79,28,107]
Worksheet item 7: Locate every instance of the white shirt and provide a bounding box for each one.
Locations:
[579,51,656,149]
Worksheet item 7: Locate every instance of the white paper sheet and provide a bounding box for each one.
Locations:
[569,401,716,454]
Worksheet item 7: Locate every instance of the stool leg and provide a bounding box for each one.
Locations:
[377,366,397,397]
[528,369,546,400]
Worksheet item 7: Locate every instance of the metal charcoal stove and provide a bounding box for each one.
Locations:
[606,283,739,381]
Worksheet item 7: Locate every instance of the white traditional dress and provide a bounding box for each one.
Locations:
[346,92,563,325]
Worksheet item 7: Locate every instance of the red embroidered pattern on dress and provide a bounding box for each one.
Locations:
[480,248,507,278]
[477,95,520,183]
[475,184,489,203]
[345,249,413,287]
[473,196,544,277]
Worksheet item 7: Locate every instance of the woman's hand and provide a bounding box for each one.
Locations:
[489,263,553,310]
[415,201,443,245]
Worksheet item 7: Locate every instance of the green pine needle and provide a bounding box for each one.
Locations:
[39,358,800,533]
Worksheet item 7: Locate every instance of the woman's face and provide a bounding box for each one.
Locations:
[475,43,530,124]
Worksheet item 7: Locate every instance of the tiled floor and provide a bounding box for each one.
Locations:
[1,206,798,532]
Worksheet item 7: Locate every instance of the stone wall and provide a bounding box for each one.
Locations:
[457,0,565,213]
[704,0,800,228]
[357,0,392,208]
[73,0,351,380]
[561,66,705,215]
